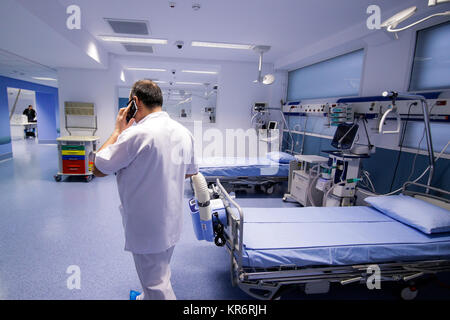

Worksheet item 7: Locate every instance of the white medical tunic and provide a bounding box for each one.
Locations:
[95,111,197,254]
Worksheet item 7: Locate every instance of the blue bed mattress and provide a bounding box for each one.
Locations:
[199,157,289,177]
[239,206,450,268]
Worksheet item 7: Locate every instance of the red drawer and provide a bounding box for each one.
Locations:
[62,160,86,174]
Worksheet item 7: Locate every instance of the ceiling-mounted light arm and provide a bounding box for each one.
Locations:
[386,11,450,33]
[257,50,263,82]
[253,45,275,85]
[253,45,270,82]
[381,4,450,36]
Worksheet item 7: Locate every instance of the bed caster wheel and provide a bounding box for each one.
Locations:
[54,175,62,182]
[400,286,418,300]
[265,185,274,194]
[85,175,93,182]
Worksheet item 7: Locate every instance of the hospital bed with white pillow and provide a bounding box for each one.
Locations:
[195,151,294,194]
[189,176,450,300]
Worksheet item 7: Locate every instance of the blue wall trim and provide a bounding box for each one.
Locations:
[337,92,442,103]
[282,132,450,194]
[0,75,59,157]
[0,152,13,162]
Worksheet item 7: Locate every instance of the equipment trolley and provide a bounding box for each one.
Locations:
[54,136,100,182]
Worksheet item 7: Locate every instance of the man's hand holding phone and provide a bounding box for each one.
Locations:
[115,101,136,135]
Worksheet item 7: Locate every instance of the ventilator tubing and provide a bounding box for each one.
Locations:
[190,173,214,242]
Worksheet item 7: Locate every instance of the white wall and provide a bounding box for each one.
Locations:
[178,60,274,158]
[215,61,272,132]
[360,30,417,96]
[57,56,274,156]
[57,59,121,144]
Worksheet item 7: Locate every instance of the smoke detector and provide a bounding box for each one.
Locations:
[192,3,201,11]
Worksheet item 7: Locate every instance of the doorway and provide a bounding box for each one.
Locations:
[8,87,37,141]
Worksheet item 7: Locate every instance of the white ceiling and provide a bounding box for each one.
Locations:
[55,0,412,63]
[0,0,444,86]
[0,49,58,87]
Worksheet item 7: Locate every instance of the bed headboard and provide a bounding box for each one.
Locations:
[402,182,450,210]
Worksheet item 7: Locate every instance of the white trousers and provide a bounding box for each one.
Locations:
[132,246,176,300]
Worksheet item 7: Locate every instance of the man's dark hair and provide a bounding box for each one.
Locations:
[130,80,163,109]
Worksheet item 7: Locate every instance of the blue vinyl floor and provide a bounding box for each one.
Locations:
[0,139,449,300]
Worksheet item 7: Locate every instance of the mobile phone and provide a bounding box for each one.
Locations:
[126,100,138,123]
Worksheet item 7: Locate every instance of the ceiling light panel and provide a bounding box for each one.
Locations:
[191,41,254,50]
[181,70,218,75]
[126,67,166,72]
[32,77,57,81]
[175,81,204,85]
[99,36,167,44]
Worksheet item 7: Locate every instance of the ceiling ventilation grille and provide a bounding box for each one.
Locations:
[122,44,154,53]
[105,18,149,35]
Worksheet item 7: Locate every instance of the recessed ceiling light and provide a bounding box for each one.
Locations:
[181,70,218,75]
[32,77,57,81]
[126,67,167,72]
[99,35,168,44]
[175,81,204,85]
[191,41,254,50]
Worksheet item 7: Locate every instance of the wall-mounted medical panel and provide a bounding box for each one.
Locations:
[283,98,450,124]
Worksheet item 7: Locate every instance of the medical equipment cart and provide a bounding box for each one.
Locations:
[283,155,328,204]
[54,136,100,182]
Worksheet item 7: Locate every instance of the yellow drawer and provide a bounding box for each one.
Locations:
[61,150,85,156]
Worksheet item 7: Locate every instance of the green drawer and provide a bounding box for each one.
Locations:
[61,145,85,151]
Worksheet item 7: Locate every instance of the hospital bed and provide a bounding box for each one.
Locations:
[195,155,291,194]
[189,177,450,300]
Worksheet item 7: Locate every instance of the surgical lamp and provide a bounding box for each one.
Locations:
[381,2,450,37]
[253,46,275,85]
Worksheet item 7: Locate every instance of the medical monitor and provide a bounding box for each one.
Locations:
[268,121,278,130]
[331,123,359,150]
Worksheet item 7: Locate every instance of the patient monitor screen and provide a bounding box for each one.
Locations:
[331,123,359,150]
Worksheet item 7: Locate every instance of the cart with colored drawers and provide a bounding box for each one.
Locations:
[54,136,100,182]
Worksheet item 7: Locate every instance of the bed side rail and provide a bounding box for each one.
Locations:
[216,178,245,275]
[402,182,450,203]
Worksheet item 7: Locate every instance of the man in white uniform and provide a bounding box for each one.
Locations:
[93,80,198,300]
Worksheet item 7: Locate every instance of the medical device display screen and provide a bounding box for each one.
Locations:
[331,123,359,150]
[268,121,277,130]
